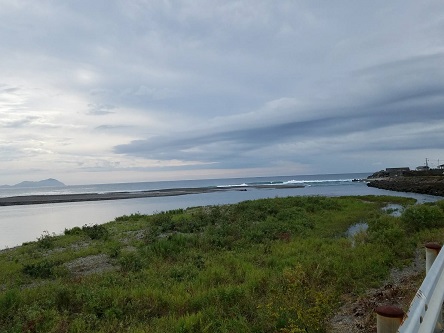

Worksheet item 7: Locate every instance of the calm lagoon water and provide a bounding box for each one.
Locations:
[1,173,441,249]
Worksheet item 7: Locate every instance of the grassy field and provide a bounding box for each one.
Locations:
[1,195,444,333]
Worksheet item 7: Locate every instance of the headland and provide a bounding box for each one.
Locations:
[367,169,444,197]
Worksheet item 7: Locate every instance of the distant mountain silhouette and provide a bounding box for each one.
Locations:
[0,178,66,188]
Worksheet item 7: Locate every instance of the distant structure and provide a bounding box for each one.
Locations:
[416,158,431,171]
[370,159,444,179]
[385,167,410,176]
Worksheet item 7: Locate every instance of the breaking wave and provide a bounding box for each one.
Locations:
[217,178,360,188]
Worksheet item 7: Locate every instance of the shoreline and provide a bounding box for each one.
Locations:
[0,184,304,206]
[367,176,444,197]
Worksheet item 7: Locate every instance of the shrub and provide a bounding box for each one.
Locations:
[367,215,411,257]
[82,224,109,240]
[0,289,21,319]
[37,231,55,249]
[177,216,204,233]
[151,213,174,232]
[119,252,142,272]
[114,213,144,222]
[55,287,81,312]
[143,226,161,244]
[436,200,444,212]
[104,240,122,258]
[401,204,444,231]
[64,224,109,239]
[22,260,60,278]
[150,236,190,258]
[64,226,83,235]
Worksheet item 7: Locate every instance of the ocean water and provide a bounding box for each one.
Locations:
[0,172,441,249]
[0,172,372,198]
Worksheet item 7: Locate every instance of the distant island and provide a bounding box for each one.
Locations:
[0,178,66,189]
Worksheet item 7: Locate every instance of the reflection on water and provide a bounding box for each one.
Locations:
[347,222,369,237]
[381,203,404,217]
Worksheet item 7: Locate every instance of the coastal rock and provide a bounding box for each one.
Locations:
[367,176,444,197]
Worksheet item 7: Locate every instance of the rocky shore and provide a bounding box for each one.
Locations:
[367,176,444,197]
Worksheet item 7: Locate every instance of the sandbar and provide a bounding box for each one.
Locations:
[0,184,304,206]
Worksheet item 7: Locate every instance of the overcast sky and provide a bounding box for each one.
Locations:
[1,0,443,185]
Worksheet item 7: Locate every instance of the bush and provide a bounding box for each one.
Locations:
[151,212,174,232]
[22,260,60,278]
[37,231,55,249]
[401,204,444,231]
[82,224,109,240]
[104,240,122,258]
[0,289,21,319]
[64,226,83,235]
[115,213,144,222]
[119,252,142,272]
[64,224,109,240]
[436,200,444,212]
[55,287,81,312]
[367,215,411,257]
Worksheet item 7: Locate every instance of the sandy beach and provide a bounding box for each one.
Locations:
[0,184,304,206]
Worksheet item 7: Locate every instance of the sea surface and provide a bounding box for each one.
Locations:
[0,172,442,249]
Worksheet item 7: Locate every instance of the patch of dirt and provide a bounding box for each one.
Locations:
[328,249,425,333]
[64,254,118,276]
[120,230,146,244]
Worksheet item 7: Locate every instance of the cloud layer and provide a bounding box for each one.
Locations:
[1,0,443,184]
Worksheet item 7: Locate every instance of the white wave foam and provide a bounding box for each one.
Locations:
[284,179,354,184]
[217,183,249,188]
[214,178,357,188]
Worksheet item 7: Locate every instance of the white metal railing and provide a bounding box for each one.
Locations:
[397,243,444,333]
[375,243,444,333]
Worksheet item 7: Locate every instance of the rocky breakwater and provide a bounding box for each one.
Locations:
[367,174,444,197]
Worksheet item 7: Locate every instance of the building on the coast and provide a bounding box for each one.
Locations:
[385,167,410,176]
[416,158,431,171]
[438,164,444,170]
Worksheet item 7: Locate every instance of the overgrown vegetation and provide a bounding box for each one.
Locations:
[64,224,109,240]
[0,195,443,332]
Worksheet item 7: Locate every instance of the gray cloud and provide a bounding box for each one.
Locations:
[1,1,444,183]
[114,50,444,170]
[87,103,116,115]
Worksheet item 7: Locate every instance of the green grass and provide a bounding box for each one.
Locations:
[0,195,442,332]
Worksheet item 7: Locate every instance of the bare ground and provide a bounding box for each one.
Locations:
[64,254,118,277]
